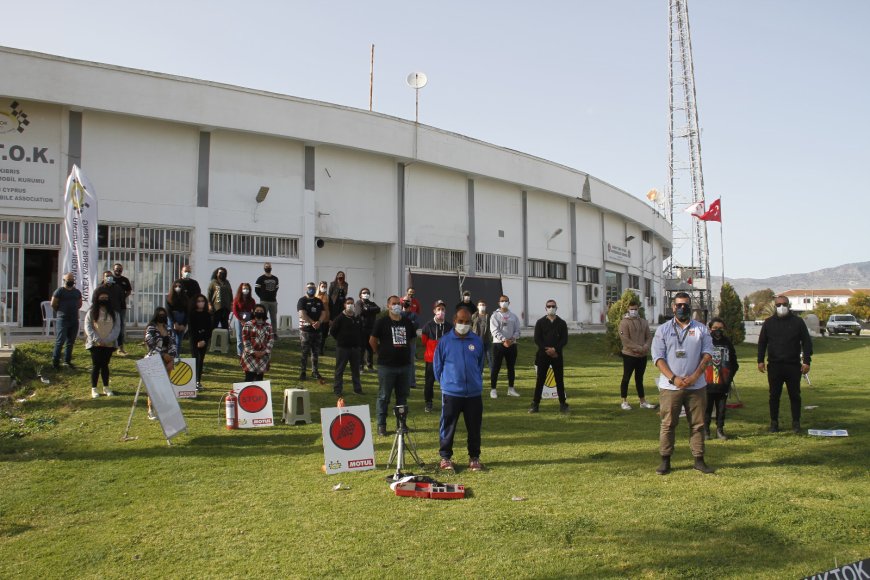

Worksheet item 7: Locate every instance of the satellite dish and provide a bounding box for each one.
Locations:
[406,72,428,89]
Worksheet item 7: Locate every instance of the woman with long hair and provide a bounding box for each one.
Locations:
[188,294,213,391]
[206,267,233,329]
[166,280,190,356]
[84,288,121,399]
[315,280,331,354]
[327,271,349,322]
[240,303,274,382]
[144,306,177,419]
[232,282,256,356]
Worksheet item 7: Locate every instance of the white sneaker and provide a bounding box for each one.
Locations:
[507,387,520,397]
[103,387,114,397]
[639,401,658,409]
[679,407,687,418]
[620,401,632,410]
[490,389,498,399]
[91,388,100,399]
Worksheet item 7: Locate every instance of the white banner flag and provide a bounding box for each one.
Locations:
[60,165,99,305]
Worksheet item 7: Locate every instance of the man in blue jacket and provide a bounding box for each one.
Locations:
[433,307,485,472]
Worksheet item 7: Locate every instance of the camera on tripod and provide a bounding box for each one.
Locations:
[393,405,409,433]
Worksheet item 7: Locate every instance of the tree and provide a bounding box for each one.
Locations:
[847,291,870,321]
[718,282,745,345]
[747,288,775,320]
[605,289,643,355]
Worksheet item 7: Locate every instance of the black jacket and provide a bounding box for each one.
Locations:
[189,309,214,345]
[330,312,364,348]
[534,315,568,355]
[758,313,813,366]
[707,335,739,394]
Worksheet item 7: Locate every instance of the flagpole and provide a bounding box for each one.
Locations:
[720,196,725,287]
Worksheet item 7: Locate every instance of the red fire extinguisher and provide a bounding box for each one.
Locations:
[225,389,238,430]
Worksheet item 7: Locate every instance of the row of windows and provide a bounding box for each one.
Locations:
[404,246,467,272]
[209,232,299,259]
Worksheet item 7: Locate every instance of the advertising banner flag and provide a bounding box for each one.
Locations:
[321,405,376,474]
[60,165,98,305]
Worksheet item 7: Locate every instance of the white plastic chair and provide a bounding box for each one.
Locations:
[41,301,57,336]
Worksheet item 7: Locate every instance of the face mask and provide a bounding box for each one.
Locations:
[156,314,167,323]
[455,323,471,335]
[218,272,226,280]
[628,309,638,318]
[434,310,445,321]
[264,268,272,274]
[547,307,557,316]
[182,271,191,279]
[174,286,182,292]
[408,293,414,298]
[463,296,471,303]
[499,301,509,310]
[307,288,316,296]
[105,276,114,284]
[113,270,122,277]
[196,301,206,309]
[320,286,327,292]
[361,293,370,300]
[390,304,402,315]
[675,304,691,322]
[98,298,109,304]
[776,305,789,317]
[477,305,486,313]
[711,329,724,340]
[345,304,355,313]
[338,277,345,282]
[65,280,75,288]
[242,289,250,296]
[254,311,266,320]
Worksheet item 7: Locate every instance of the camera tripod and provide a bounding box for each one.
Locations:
[386,405,425,481]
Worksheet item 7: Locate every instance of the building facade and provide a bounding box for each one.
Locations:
[0,47,671,328]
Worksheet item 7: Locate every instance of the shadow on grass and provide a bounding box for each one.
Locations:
[0,521,34,538]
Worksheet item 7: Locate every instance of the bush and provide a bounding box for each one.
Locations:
[718,282,745,345]
[605,289,643,355]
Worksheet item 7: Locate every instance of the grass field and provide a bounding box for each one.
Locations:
[1,332,867,579]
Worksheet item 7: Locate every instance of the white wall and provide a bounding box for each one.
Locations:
[526,190,571,264]
[474,178,523,260]
[404,164,467,250]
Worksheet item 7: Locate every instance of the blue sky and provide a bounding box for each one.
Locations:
[4,0,868,279]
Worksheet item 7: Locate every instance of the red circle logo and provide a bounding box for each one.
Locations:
[237,385,269,413]
[329,414,366,451]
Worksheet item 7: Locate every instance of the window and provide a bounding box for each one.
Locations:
[529,259,566,280]
[404,245,466,273]
[547,261,567,280]
[642,230,651,243]
[475,252,520,276]
[578,265,600,284]
[209,231,298,259]
[644,278,652,296]
[629,274,640,289]
[527,259,546,278]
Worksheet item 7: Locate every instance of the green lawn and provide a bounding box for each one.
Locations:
[1,333,867,579]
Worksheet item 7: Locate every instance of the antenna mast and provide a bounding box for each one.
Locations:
[666,0,712,316]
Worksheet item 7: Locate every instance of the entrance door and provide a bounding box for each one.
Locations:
[605,270,622,308]
[23,249,58,326]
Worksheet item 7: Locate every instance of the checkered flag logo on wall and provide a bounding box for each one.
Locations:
[9,101,30,133]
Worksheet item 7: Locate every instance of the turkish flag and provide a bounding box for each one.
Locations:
[699,198,721,222]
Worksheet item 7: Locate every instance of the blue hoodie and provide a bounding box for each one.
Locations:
[433,330,484,398]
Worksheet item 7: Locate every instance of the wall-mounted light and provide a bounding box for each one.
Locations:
[625,235,635,243]
[549,228,564,241]
[255,186,270,203]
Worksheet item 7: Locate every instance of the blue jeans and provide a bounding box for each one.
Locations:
[117,309,127,348]
[233,317,245,355]
[376,365,410,427]
[170,310,187,356]
[52,314,79,365]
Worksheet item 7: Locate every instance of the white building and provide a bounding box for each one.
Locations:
[780,288,870,313]
[0,46,671,329]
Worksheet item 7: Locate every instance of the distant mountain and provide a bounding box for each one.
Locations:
[711,261,870,298]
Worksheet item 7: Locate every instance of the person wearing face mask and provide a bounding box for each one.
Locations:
[651,292,715,475]
[232,283,257,357]
[471,301,493,370]
[704,318,739,440]
[369,295,417,436]
[327,271,349,322]
[241,304,274,381]
[84,289,121,399]
[618,299,657,410]
[329,297,365,396]
[254,262,279,328]
[94,270,124,314]
[401,299,421,389]
[50,272,83,370]
[207,267,233,329]
[145,307,177,418]
[489,294,522,398]
[355,288,381,372]
[529,300,569,414]
[188,294,213,391]
[433,306,486,472]
[421,300,454,413]
[166,281,190,357]
[455,291,475,316]
[757,296,812,434]
[297,282,326,380]
[175,265,201,300]
[111,263,133,356]
[315,281,331,355]
[405,287,421,315]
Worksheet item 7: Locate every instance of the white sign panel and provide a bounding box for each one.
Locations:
[536,364,559,399]
[320,405,376,475]
[0,100,62,210]
[168,358,197,399]
[605,242,632,265]
[136,354,187,441]
[232,380,274,428]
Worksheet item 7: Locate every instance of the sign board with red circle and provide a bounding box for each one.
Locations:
[232,380,274,428]
[320,405,376,475]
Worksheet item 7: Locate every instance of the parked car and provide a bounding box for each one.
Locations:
[826,314,862,336]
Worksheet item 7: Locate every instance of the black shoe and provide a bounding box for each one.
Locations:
[196,382,203,392]
[299,372,307,380]
[334,391,344,397]
[693,456,715,474]
[559,403,570,414]
[367,365,374,371]
[656,456,671,475]
[377,425,387,437]
[424,402,432,413]
[716,428,728,440]
[703,426,711,440]
[792,421,801,434]
[769,420,779,433]
[65,362,76,370]
[353,388,364,395]
[52,361,60,370]
[312,371,323,380]
[528,405,539,414]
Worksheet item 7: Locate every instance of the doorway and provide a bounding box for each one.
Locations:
[605,270,622,308]
[23,249,58,326]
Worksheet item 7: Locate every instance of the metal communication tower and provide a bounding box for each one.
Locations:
[666,0,712,315]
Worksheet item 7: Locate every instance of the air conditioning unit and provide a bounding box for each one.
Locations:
[585,285,601,303]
